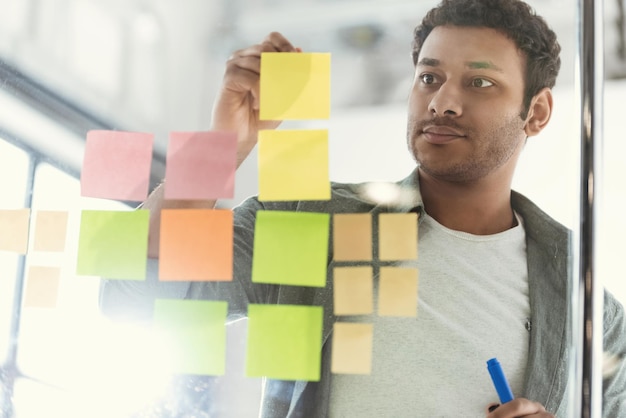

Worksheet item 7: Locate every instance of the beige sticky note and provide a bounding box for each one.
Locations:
[378,213,418,261]
[0,209,30,254]
[331,322,373,375]
[378,267,418,317]
[333,266,373,316]
[23,266,61,308]
[33,211,69,252]
[333,213,372,261]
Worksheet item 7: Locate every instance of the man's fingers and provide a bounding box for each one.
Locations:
[221,32,299,111]
[231,32,298,60]
[486,398,551,417]
[263,31,297,52]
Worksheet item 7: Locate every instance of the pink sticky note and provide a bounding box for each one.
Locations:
[81,130,153,201]
[164,131,237,200]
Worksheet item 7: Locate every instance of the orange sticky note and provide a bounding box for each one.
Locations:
[331,322,373,375]
[378,213,418,261]
[333,213,372,261]
[23,266,61,308]
[32,210,68,252]
[164,131,237,200]
[258,129,330,201]
[159,209,233,281]
[259,52,331,120]
[378,267,418,317]
[0,209,30,254]
[81,130,153,201]
[333,266,373,316]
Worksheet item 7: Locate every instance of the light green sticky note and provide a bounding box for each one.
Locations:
[258,129,330,201]
[252,211,330,287]
[259,52,331,120]
[246,304,323,381]
[76,210,149,280]
[154,299,228,376]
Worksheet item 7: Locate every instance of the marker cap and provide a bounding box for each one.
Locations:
[487,357,514,403]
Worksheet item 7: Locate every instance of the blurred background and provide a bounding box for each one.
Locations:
[0,0,624,416]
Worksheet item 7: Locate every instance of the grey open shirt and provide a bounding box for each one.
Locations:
[100,169,626,417]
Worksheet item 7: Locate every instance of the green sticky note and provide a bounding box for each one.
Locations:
[258,129,330,201]
[246,304,323,381]
[259,52,331,120]
[154,299,228,376]
[252,211,330,287]
[76,210,149,280]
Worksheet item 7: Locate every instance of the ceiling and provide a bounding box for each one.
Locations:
[0,0,624,179]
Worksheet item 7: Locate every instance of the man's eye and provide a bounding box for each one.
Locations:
[420,73,436,84]
[471,78,494,88]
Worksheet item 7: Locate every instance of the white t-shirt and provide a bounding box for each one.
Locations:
[329,212,530,417]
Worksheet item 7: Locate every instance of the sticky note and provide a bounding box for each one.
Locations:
[23,266,61,308]
[32,210,68,252]
[331,323,373,375]
[259,52,331,120]
[80,130,153,201]
[378,267,418,317]
[164,131,237,200]
[154,299,228,376]
[333,266,373,316]
[246,304,323,381]
[0,209,30,253]
[159,209,233,281]
[76,210,149,280]
[333,213,372,261]
[378,213,418,261]
[252,211,329,287]
[258,129,330,201]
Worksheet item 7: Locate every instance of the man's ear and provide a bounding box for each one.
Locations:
[524,87,553,137]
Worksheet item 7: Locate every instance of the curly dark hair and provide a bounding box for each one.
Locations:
[412,0,561,118]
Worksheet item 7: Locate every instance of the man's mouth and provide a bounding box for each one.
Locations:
[422,126,466,144]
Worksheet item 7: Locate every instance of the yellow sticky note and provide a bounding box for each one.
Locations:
[33,211,68,252]
[258,129,330,201]
[378,267,418,317]
[0,209,30,254]
[331,322,373,375]
[23,266,61,308]
[333,266,373,316]
[259,52,331,120]
[333,213,372,261]
[378,213,418,261]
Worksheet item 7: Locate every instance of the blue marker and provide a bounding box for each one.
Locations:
[487,358,514,403]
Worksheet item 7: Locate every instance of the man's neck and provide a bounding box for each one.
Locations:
[418,169,516,235]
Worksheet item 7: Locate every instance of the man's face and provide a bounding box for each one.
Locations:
[407,25,529,183]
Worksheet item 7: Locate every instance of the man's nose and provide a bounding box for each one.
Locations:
[428,83,463,117]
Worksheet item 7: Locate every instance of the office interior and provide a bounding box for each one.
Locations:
[0,0,625,416]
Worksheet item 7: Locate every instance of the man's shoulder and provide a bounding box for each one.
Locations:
[234,179,401,216]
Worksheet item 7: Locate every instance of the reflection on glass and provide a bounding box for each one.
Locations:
[0,139,29,365]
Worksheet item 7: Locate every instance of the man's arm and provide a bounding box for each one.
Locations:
[145,32,300,258]
[601,290,626,417]
[100,32,300,320]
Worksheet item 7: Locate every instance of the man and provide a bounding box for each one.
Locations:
[100,0,626,416]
